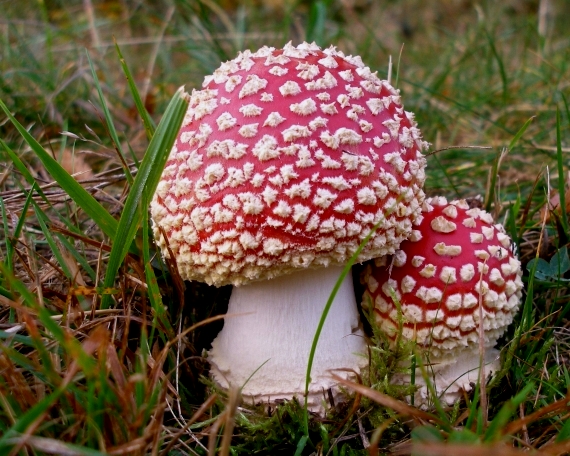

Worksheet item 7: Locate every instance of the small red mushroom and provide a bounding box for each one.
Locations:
[151,42,428,411]
[361,196,524,406]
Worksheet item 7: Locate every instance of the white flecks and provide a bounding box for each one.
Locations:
[239,103,263,117]
[240,231,260,250]
[224,74,242,92]
[357,187,377,205]
[337,94,350,108]
[489,268,505,286]
[284,179,312,198]
[320,131,340,149]
[401,275,417,294]
[334,199,355,214]
[263,238,285,255]
[239,74,268,98]
[292,204,311,223]
[445,293,463,311]
[216,112,237,131]
[280,164,298,183]
[475,250,490,260]
[393,250,407,267]
[260,92,273,102]
[416,286,443,303]
[279,80,302,97]
[203,163,225,184]
[366,98,384,115]
[250,173,265,187]
[479,211,494,224]
[290,98,317,116]
[193,98,218,121]
[433,242,462,256]
[409,230,422,242]
[411,255,425,267]
[440,266,457,284]
[322,175,351,190]
[463,217,477,228]
[360,80,380,94]
[187,150,204,170]
[383,117,401,138]
[282,125,311,142]
[338,69,353,81]
[296,148,316,168]
[268,65,288,76]
[482,226,495,240]
[313,188,338,208]
[359,120,373,132]
[460,263,475,282]
[296,62,320,80]
[263,111,286,127]
[318,54,339,68]
[252,135,280,161]
[239,192,264,215]
[220,97,230,105]
[238,123,259,138]
[335,127,363,146]
[373,133,391,148]
[315,150,341,168]
[346,85,364,99]
[320,102,338,115]
[273,200,292,218]
[470,232,484,244]
[261,186,278,205]
[497,232,511,249]
[309,116,328,131]
[316,92,331,101]
[419,264,437,278]
[477,262,489,274]
[442,205,458,218]
[206,139,247,159]
[431,216,457,233]
[305,71,338,90]
[403,304,423,323]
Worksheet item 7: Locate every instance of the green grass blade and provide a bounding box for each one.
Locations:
[100,87,189,309]
[114,40,156,141]
[507,116,534,151]
[86,50,133,185]
[0,107,119,240]
[483,381,534,442]
[142,205,174,339]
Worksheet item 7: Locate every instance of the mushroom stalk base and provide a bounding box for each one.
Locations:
[395,347,501,408]
[208,266,367,413]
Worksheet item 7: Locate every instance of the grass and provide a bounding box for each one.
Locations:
[1,0,570,454]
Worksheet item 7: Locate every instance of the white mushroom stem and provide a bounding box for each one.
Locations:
[208,265,367,412]
[395,347,501,408]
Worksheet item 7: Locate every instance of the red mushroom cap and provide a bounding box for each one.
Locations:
[361,197,524,359]
[151,42,428,286]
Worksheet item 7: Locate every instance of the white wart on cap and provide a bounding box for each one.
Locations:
[150,41,428,286]
[361,197,524,406]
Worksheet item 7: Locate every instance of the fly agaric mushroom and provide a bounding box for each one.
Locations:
[361,197,524,406]
[150,42,428,411]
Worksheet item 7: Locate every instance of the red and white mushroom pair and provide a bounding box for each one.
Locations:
[150,42,522,411]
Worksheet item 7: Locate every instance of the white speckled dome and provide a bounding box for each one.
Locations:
[151,42,428,286]
[361,197,524,360]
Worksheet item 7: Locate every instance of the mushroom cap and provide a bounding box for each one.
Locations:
[151,42,428,286]
[361,197,524,360]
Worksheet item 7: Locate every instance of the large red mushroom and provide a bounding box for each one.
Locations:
[361,197,524,406]
[150,42,428,411]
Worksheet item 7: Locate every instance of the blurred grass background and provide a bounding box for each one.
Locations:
[1,0,570,454]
